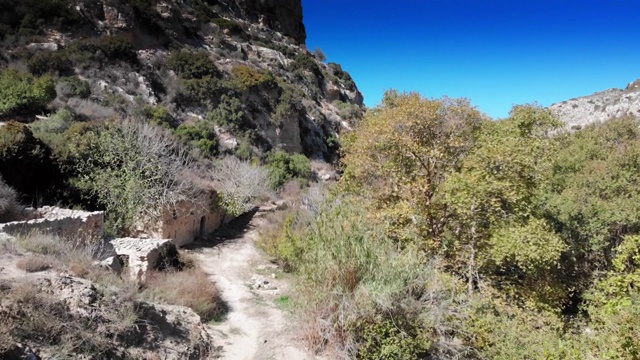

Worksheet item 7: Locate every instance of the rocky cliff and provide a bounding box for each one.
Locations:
[549,78,640,129]
[0,0,363,160]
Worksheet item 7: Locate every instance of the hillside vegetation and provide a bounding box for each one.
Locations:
[2,0,640,359]
[262,91,640,359]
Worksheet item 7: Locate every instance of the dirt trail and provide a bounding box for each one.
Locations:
[188,209,319,360]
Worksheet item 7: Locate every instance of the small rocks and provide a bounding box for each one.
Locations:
[250,274,278,293]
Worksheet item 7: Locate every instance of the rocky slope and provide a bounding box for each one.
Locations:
[549,78,640,129]
[0,0,363,160]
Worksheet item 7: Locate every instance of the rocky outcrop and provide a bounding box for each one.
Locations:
[19,0,364,160]
[0,274,216,359]
[550,78,640,129]
[218,0,306,44]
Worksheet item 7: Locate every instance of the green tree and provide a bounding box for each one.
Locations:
[265,150,312,189]
[0,69,56,117]
[441,105,564,303]
[341,91,484,247]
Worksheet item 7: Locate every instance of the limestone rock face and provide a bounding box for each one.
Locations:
[219,0,306,44]
[549,78,640,129]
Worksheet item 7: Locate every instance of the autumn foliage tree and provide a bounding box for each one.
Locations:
[341,91,484,248]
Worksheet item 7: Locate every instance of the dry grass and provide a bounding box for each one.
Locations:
[0,280,141,358]
[15,232,115,279]
[141,267,226,322]
[16,255,53,272]
[0,177,22,223]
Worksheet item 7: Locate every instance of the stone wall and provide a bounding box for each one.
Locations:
[160,192,226,247]
[136,192,227,247]
[0,206,104,241]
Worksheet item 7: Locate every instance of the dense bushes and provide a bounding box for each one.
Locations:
[265,150,312,189]
[0,69,56,117]
[65,36,138,67]
[259,91,640,358]
[0,0,85,38]
[71,121,205,235]
[27,51,73,76]
[0,121,62,205]
[230,65,277,91]
[176,121,218,157]
[0,176,21,222]
[168,51,219,79]
[291,52,321,76]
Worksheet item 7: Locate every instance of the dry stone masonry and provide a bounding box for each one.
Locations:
[0,206,104,241]
[110,237,177,281]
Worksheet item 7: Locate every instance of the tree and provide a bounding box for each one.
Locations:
[0,69,56,117]
[72,120,204,235]
[341,91,484,247]
[313,47,327,62]
[0,121,61,205]
[442,105,565,305]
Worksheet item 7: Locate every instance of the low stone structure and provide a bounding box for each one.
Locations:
[134,192,227,247]
[110,237,178,281]
[0,206,104,241]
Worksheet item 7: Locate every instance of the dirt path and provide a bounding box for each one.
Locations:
[188,209,319,360]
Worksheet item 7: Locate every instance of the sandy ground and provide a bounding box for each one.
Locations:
[188,210,320,360]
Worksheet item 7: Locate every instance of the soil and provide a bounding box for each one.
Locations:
[186,209,321,360]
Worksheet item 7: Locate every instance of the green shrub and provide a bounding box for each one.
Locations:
[265,150,312,189]
[27,51,73,76]
[272,84,303,127]
[332,100,363,121]
[328,62,356,90]
[0,176,22,223]
[175,121,218,157]
[65,36,138,66]
[0,0,84,37]
[168,51,219,79]
[291,52,321,76]
[142,105,175,128]
[72,121,204,235]
[207,94,244,131]
[0,69,56,117]
[213,18,243,34]
[230,65,276,91]
[0,121,61,205]
[58,76,91,98]
[176,77,222,109]
[356,318,431,360]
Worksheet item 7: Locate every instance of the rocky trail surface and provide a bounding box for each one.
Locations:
[186,208,319,360]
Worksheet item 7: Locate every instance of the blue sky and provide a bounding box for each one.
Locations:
[302,0,640,119]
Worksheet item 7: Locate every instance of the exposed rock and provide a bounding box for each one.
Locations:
[94,256,123,274]
[110,238,178,281]
[550,78,640,129]
[218,0,306,44]
[0,275,216,359]
[25,42,58,51]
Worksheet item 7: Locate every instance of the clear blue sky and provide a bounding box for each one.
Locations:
[302,0,640,119]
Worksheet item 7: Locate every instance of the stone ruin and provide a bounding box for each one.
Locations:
[132,191,228,247]
[110,237,178,282]
[0,206,104,241]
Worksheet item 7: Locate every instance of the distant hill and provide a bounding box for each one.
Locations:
[549,78,640,129]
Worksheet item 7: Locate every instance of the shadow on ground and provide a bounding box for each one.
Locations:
[182,208,259,250]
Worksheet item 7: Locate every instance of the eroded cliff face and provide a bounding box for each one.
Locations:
[550,78,640,129]
[217,0,306,44]
[1,0,362,160]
